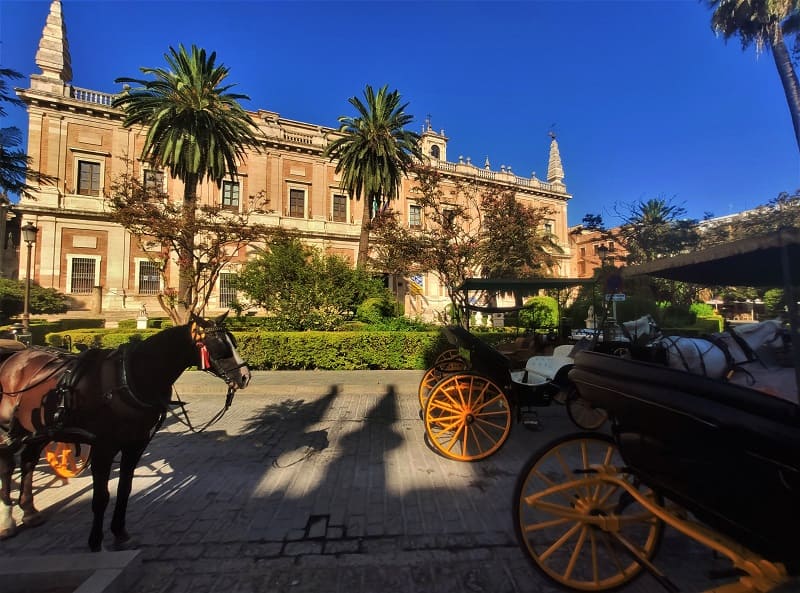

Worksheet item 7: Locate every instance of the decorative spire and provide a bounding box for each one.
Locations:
[547,131,564,184]
[35,0,72,84]
[484,156,491,170]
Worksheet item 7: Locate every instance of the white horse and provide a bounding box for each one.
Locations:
[652,319,784,380]
[620,314,660,344]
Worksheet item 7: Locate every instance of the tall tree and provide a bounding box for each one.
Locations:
[112,45,262,322]
[0,68,41,197]
[708,0,800,152]
[108,171,272,324]
[324,84,422,268]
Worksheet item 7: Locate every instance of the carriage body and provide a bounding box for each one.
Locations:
[570,351,800,567]
[418,325,621,461]
[514,230,800,592]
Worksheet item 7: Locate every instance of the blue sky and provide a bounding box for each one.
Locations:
[1,0,798,226]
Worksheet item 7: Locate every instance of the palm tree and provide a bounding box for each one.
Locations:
[324,84,422,268]
[1,68,31,196]
[112,45,261,320]
[707,0,800,152]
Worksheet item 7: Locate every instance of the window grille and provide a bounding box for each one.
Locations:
[409,205,422,228]
[70,257,96,294]
[219,273,237,308]
[144,169,164,193]
[138,260,161,294]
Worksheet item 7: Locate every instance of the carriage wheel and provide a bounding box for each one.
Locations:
[565,385,608,430]
[418,355,469,412]
[514,433,663,591]
[424,372,511,461]
[434,348,465,367]
[45,441,92,479]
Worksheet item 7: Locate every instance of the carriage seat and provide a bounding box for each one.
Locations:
[524,345,574,380]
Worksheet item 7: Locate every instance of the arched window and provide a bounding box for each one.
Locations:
[430,145,440,159]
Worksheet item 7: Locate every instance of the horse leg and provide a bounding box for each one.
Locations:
[0,448,16,539]
[18,443,45,527]
[88,446,114,552]
[110,442,147,549]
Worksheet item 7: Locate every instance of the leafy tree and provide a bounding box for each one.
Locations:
[518,296,559,329]
[480,188,561,280]
[108,171,271,324]
[702,189,800,245]
[233,233,388,330]
[324,84,423,268]
[707,0,800,152]
[764,287,786,316]
[112,45,262,321]
[371,166,562,324]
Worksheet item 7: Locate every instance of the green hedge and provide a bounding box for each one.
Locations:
[44,327,522,370]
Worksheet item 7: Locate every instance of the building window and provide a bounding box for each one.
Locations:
[580,247,586,257]
[430,145,440,159]
[219,272,237,308]
[137,260,161,295]
[77,160,101,196]
[143,169,165,193]
[607,241,615,252]
[409,204,422,229]
[332,194,347,222]
[289,188,305,218]
[544,220,554,234]
[68,256,99,294]
[222,180,240,209]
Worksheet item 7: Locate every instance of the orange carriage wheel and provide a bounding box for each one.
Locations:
[514,433,663,591]
[417,354,469,412]
[565,385,608,430]
[423,372,511,461]
[45,441,92,479]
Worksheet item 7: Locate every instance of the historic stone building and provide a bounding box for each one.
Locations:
[15,0,574,320]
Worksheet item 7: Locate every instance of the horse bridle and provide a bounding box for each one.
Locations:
[189,322,248,402]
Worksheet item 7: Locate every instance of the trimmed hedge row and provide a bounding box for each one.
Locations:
[44,328,522,370]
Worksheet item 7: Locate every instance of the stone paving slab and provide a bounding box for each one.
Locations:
[0,371,753,592]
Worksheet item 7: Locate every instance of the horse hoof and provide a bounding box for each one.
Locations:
[0,525,17,540]
[22,513,45,528]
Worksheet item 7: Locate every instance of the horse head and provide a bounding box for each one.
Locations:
[189,312,251,390]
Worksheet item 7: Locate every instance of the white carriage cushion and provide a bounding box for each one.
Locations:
[524,354,574,381]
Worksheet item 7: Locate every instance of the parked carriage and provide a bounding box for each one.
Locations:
[417,313,656,462]
[513,229,800,592]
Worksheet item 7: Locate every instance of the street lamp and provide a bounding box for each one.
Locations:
[21,221,38,335]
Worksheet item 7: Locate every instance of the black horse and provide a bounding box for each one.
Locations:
[0,312,250,551]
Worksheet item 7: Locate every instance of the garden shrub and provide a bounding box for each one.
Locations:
[518,296,558,329]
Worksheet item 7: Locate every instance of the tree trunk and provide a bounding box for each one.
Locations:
[176,172,199,324]
[355,194,373,268]
[771,29,800,154]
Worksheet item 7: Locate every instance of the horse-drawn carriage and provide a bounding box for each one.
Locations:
[418,313,659,462]
[513,229,800,592]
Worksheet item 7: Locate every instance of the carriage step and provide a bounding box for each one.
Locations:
[520,408,541,430]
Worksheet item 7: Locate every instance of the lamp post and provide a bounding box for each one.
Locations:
[21,221,38,337]
[596,244,618,339]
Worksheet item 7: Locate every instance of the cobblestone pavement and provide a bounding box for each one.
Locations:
[0,370,747,592]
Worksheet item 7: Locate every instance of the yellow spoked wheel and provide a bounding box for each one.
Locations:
[45,441,91,479]
[424,372,511,461]
[418,354,469,412]
[434,348,465,367]
[565,385,608,430]
[514,433,663,591]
